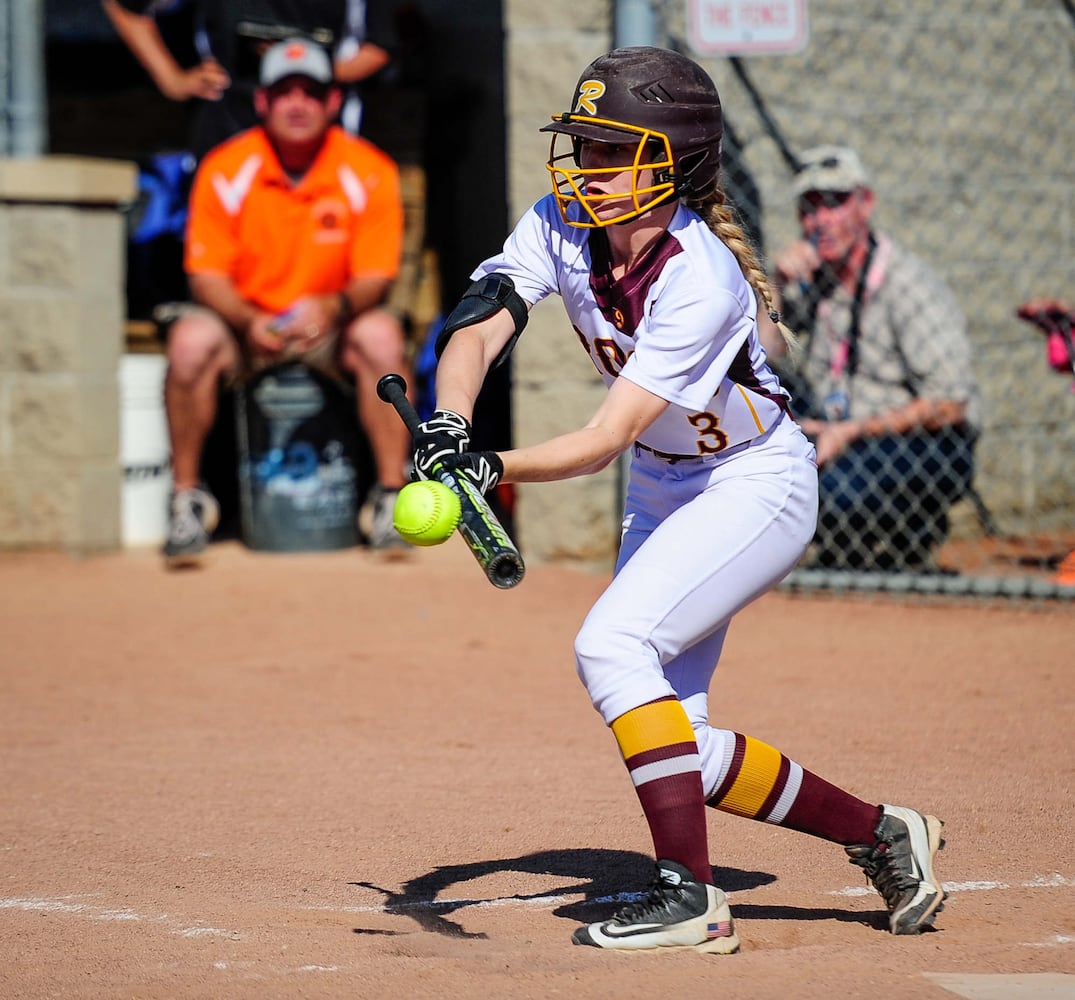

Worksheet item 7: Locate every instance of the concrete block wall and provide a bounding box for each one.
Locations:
[0,157,137,551]
[504,0,1075,567]
[505,0,617,571]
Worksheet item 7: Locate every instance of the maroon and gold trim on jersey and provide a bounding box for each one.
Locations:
[589,227,683,335]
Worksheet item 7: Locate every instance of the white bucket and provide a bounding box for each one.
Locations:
[119,353,172,547]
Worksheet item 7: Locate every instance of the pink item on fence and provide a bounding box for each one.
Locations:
[1046,329,1074,375]
[1016,300,1075,387]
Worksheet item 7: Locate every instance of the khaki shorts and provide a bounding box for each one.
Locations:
[154,301,346,385]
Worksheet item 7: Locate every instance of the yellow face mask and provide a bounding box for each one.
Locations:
[545,116,679,229]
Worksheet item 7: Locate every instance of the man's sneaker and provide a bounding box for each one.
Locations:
[572,860,739,954]
[362,485,408,553]
[845,804,947,935]
[163,486,219,567]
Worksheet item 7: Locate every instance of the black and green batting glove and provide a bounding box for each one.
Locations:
[413,409,471,481]
[440,451,503,495]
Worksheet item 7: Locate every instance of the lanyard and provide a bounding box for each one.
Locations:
[844,232,878,380]
[798,232,877,420]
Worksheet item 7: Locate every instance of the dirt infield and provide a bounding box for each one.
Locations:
[1,541,1072,999]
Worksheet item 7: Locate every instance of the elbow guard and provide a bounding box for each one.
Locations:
[435,272,529,370]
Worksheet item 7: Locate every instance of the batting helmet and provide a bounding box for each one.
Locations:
[542,46,724,228]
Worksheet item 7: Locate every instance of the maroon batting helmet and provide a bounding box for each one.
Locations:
[542,46,724,227]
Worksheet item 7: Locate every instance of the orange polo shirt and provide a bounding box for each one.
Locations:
[185,125,402,314]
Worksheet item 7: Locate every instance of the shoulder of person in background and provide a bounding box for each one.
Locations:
[332,125,400,173]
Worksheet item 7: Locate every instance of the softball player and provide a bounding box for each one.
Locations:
[415,46,947,953]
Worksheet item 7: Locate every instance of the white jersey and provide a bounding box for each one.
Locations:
[473,195,790,457]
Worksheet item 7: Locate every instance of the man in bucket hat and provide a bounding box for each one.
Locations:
[760,145,980,572]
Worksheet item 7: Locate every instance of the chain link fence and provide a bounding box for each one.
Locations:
[649,0,1075,602]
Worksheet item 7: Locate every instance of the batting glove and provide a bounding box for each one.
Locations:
[413,409,471,480]
[440,451,503,495]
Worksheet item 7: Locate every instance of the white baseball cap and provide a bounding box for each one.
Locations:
[791,145,871,197]
[259,38,333,88]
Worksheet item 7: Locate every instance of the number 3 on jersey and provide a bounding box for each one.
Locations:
[575,327,730,456]
[688,411,729,454]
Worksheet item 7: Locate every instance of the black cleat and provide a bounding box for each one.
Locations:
[845,804,947,934]
[572,860,739,954]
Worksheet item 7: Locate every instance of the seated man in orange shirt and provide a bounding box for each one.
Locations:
[164,37,412,564]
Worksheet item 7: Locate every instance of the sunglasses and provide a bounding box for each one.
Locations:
[798,155,846,172]
[797,190,857,214]
[266,78,332,103]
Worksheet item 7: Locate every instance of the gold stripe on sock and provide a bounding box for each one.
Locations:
[716,735,783,818]
[611,700,693,761]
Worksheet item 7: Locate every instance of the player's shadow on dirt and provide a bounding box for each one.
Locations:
[349,847,781,939]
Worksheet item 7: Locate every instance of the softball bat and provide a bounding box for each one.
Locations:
[376,374,526,590]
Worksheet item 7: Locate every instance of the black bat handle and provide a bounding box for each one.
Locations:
[376,374,421,438]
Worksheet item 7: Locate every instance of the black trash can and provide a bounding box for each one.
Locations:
[235,363,366,552]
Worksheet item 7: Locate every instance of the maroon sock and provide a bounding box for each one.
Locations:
[632,763,712,884]
[781,770,881,846]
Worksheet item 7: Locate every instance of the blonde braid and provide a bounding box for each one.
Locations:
[687,187,799,353]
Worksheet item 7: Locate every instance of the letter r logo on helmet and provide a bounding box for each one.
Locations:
[574,80,606,116]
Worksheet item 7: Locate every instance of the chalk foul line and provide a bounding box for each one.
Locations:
[2,872,1070,928]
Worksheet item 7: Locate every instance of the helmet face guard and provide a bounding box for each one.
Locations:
[541,46,723,230]
[545,116,678,228]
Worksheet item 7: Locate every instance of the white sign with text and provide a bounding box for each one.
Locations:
[687,0,809,55]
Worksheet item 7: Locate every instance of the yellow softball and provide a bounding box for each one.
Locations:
[392,480,462,546]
